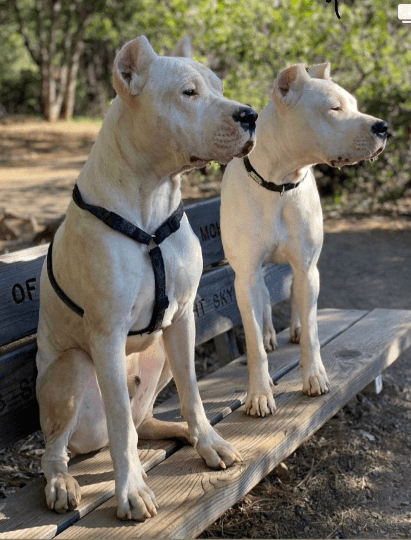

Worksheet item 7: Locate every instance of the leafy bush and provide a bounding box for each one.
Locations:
[1,0,410,213]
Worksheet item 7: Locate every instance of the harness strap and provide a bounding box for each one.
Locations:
[47,185,185,335]
[243,156,306,195]
[47,241,84,317]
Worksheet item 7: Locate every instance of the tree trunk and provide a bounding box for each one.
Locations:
[61,43,83,120]
[13,0,96,122]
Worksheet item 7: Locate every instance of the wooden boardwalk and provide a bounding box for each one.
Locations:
[1,307,410,539]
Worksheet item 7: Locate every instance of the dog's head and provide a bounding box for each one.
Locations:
[112,36,257,171]
[272,63,388,168]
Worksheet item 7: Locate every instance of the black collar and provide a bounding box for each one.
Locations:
[243,156,307,195]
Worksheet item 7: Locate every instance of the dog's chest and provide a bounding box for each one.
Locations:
[128,220,202,331]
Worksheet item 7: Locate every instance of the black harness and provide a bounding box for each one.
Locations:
[243,156,307,195]
[47,185,185,336]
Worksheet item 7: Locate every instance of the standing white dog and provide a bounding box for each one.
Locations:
[36,36,257,521]
[221,63,388,417]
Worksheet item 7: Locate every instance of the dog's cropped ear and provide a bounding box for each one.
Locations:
[273,64,309,108]
[309,63,331,80]
[113,36,157,106]
[172,36,192,58]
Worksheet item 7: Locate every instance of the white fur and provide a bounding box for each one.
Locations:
[221,63,387,417]
[36,36,255,521]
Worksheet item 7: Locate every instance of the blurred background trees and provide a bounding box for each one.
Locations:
[0,0,410,212]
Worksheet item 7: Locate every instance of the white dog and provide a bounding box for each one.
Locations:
[36,36,257,521]
[221,63,388,417]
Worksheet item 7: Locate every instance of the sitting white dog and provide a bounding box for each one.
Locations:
[221,63,388,417]
[36,36,257,521]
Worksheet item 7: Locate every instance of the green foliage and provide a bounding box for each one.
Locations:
[0,0,410,212]
[0,23,41,114]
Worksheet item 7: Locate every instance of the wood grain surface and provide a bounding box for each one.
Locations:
[0,309,366,539]
[54,309,411,539]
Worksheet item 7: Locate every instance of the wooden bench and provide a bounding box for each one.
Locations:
[0,196,410,539]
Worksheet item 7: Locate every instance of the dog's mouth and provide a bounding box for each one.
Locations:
[329,145,385,168]
[365,145,385,162]
[234,139,256,158]
[190,156,213,166]
[189,140,255,168]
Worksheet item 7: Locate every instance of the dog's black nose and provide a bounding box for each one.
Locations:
[233,106,258,132]
[371,120,389,139]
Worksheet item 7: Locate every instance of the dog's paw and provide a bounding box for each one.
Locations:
[45,472,81,513]
[290,325,301,344]
[194,428,242,469]
[302,369,330,397]
[116,472,158,522]
[245,386,276,417]
[263,329,278,352]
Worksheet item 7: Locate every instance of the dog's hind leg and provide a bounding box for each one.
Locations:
[290,264,329,396]
[262,280,277,352]
[289,277,302,343]
[138,417,190,443]
[36,348,106,513]
[130,355,190,443]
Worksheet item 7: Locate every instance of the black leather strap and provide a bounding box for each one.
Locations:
[243,156,305,194]
[128,246,170,336]
[48,185,184,335]
[47,241,84,317]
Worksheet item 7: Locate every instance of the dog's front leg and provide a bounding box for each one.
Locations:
[235,272,276,417]
[90,332,158,521]
[163,310,242,469]
[291,265,330,396]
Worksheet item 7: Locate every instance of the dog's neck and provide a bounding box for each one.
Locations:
[249,101,312,186]
[77,97,183,232]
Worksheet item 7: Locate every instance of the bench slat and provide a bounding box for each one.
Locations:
[55,309,411,539]
[0,246,47,348]
[0,308,367,539]
[194,262,292,345]
[185,197,223,267]
[0,342,39,448]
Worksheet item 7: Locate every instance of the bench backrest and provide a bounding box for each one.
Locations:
[0,197,291,448]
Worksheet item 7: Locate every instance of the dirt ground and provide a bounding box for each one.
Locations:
[1,118,411,538]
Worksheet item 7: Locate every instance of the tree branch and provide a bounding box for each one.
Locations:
[13,0,41,67]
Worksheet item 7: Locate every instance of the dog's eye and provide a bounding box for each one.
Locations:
[331,106,342,111]
[183,89,197,97]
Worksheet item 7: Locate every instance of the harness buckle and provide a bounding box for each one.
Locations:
[147,236,157,252]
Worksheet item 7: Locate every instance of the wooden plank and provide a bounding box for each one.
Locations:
[154,308,367,425]
[194,263,292,345]
[185,197,223,267]
[0,245,47,347]
[56,309,411,539]
[0,441,173,540]
[0,262,292,449]
[362,374,383,394]
[0,309,366,538]
[0,342,39,449]
[213,329,240,365]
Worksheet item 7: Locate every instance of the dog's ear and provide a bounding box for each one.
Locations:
[273,64,309,107]
[172,36,192,58]
[309,63,331,80]
[113,36,157,106]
